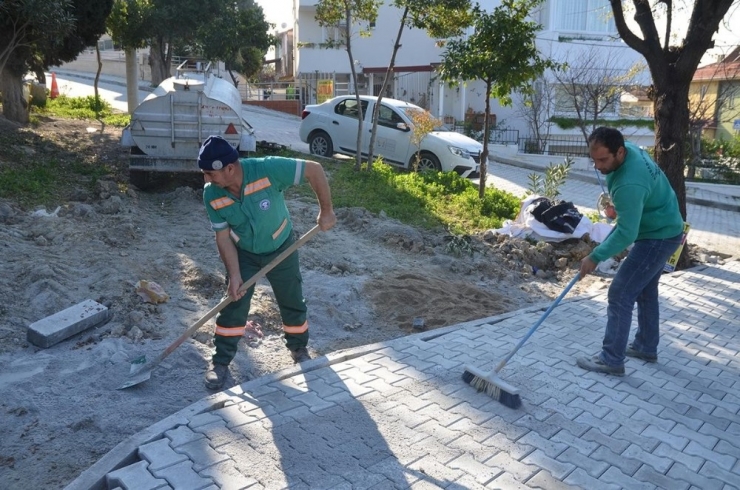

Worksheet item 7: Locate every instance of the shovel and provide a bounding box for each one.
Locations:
[117,225,321,389]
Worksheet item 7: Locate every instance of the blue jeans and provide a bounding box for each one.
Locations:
[600,233,683,366]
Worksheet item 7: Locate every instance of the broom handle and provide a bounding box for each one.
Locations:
[493,274,580,373]
[144,225,321,369]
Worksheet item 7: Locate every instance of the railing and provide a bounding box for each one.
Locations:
[451,126,520,145]
[240,82,302,102]
[518,135,590,157]
[687,158,740,183]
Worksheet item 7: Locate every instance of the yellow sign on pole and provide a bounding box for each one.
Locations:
[317,80,334,103]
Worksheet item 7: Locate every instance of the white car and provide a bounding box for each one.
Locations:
[299,95,482,177]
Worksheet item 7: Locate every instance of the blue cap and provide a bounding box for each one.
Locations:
[198,136,238,170]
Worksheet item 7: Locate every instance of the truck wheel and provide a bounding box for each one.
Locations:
[309,131,333,157]
[129,170,153,190]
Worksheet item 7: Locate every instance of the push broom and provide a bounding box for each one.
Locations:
[462,273,580,408]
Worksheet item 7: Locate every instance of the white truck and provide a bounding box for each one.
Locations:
[121,61,256,187]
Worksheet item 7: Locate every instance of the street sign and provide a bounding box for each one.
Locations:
[734,119,740,131]
[317,80,334,104]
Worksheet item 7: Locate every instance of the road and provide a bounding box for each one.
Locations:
[46,72,150,113]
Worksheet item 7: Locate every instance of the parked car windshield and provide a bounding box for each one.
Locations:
[400,107,450,131]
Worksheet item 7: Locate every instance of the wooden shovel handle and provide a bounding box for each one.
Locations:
[143,225,321,371]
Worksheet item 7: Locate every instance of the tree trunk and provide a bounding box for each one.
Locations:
[652,82,690,268]
[125,48,139,114]
[343,10,363,172]
[94,44,102,117]
[1,68,29,124]
[479,81,492,199]
[367,6,408,169]
[149,38,170,86]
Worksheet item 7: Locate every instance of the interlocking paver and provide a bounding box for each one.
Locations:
[598,466,655,490]
[684,441,736,470]
[621,444,673,473]
[667,462,726,490]
[447,453,502,485]
[166,425,206,448]
[174,438,230,472]
[641,425,690,451]
[199,460,259,490]
[633,465,691,490]
[151,461,213,490]
[556,447,607,478]
[525,470,579,490]
[194,421,244,449]
[138,438,188,471]
[521,449,575,480]
[72,256,740,490]
[105,461,170,490]
[564,468,619,489]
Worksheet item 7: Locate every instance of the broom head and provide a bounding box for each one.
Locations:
[462,365,522,409]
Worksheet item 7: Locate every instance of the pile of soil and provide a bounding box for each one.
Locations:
[0,116,715,489]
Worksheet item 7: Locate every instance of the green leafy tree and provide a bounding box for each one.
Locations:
[315,0,380,171]
[196,2,274,85]
[147,0,206,85]
[107,0,152,51]
[438,0,558,198]
[365,0,475,169]
[1,0,112,123]
[607,0,736,269]
[109,0,273,89]
[0,0,74,76]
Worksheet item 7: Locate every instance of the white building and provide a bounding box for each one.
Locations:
[292,0,655,149]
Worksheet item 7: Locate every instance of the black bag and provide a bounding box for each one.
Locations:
[531,198,583,234]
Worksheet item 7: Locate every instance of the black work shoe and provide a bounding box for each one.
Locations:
[290,347,311,364]
[204,363,229,390]
[625,344,658,363]
[577,356,625,376]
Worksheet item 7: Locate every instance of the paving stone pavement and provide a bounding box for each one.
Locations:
[67,258,740,489]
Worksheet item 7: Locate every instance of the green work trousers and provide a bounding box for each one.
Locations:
[212,234,308,365]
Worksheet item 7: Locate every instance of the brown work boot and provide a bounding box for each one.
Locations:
[625,344,658,363]
[204,363,229,390]
[290,347,311,364]
[576,356,625,376]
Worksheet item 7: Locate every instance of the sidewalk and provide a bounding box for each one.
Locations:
[492,154,740,213]
[67,258,740,489]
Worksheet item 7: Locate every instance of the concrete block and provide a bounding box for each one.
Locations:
[106,461,169,490]
[27,299,111,348]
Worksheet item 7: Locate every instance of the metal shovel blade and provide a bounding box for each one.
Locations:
[116,355,151,390]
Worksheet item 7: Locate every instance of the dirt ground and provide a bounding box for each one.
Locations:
[0,116,715,489]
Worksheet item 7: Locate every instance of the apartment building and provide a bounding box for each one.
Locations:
[292,0,654,148]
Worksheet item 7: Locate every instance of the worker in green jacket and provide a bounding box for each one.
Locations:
[198,135,336,389]
[577,127,684,376]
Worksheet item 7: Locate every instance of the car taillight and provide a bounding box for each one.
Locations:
[301,110,311,120]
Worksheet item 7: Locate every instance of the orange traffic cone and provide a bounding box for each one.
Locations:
[50,72,59,99]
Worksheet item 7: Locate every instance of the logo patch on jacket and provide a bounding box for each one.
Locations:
[259,199,271,211]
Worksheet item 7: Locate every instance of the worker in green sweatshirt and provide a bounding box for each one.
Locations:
[577,127,685,376]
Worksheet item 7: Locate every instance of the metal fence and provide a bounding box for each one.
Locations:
[451,127,520,145]
[518,135,590,157]
[239,82,302,102]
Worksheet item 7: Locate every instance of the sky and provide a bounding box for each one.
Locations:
[256,0,292,31]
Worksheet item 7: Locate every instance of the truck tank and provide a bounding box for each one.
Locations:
[121,61,256,186]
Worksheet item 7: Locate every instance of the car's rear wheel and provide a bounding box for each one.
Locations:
[413,152,441,172]
[309,131,334,157]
